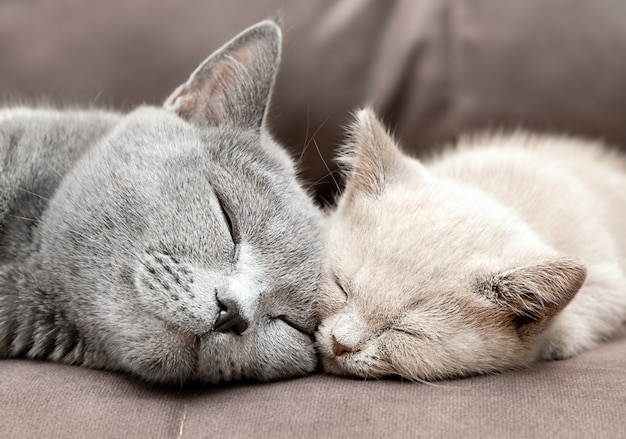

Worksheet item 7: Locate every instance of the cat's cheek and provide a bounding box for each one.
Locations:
[314,290,346,321]
[116,333,199,383]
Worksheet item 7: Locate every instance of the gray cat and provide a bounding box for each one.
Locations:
[0,21,324,384]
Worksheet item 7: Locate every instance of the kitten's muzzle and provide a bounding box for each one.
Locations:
[213,297,249,335]
[332,335,353,356]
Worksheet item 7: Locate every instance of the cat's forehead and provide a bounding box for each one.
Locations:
[334,178,527,259]
[328,181,524,305]
[110,107,198,145]
[108,107,284,178]
[89,106,322,264]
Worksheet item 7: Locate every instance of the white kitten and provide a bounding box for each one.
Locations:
[315,108,626,381]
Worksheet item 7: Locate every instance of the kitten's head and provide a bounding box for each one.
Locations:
[37,21,324,383]
[315,109,586,381]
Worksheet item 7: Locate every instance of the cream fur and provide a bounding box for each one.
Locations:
[315,108,626,381]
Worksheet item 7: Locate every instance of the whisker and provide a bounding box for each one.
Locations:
[65,229,109,252]
[9,211,112,261]
[16,186,94,220]
[308,169,342,187]
[18,188,53,202]
[8,214,40,223]
[299,115,329,163]
[300,105,310,161]
[316,195,332,208]
[313,139,340,192]
[44,162,65,179]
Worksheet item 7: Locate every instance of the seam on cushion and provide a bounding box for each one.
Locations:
[176,402,189,439]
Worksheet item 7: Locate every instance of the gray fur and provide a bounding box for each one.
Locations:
[0,21,324,384]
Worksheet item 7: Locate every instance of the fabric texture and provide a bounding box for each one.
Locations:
[1,0,626,438]
[3,337,626,438]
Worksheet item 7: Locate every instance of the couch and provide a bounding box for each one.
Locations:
[1,1,625,437]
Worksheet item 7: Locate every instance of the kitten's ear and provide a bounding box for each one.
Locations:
[341,108,427,196]
[164,20,281,129]
[484,258,586,335]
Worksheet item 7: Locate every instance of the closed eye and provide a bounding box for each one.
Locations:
[215,191,241,259]
[391,327,436,341]
[215,192,236,240]
[333,274,349,299]
[392,327,415,336]
[269,314,310,335]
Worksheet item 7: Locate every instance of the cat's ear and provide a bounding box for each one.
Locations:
[341,108,428,196]
[484,258,586,335]
[164,20,281,129]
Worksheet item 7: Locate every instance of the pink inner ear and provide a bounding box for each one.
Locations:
[163,21,281,129]
[189,57,236,124]
[488,258,586,331]
[164,49,257,126]
[165,85,197,120]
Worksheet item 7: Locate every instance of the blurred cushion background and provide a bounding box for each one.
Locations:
[1,1,625,437]
[3,0,626,202]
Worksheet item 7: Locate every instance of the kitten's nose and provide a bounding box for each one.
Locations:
[332,335,353,356]
[214,297,249,335]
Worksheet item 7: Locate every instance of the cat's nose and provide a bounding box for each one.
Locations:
[332,335,353,356]
[214,297,249,335]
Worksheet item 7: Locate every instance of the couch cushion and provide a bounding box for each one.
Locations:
[4,336,625,438]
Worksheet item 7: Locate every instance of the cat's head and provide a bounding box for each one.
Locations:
[315,109,586,381]
[37,21,324,383]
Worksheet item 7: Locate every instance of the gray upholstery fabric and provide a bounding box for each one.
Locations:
[4,337,626,438]
[2,1,626,437]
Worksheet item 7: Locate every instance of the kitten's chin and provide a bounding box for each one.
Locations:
[319,352,388,379]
